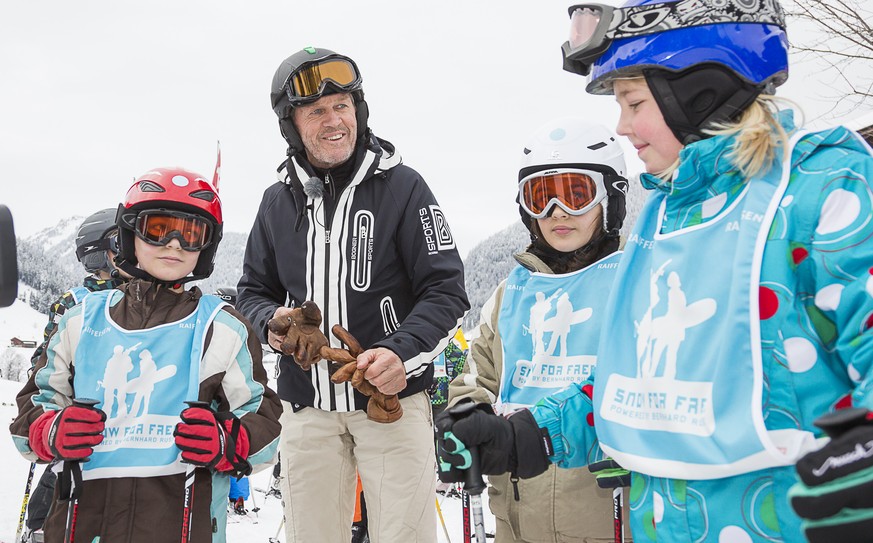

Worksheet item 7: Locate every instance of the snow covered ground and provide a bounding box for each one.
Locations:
[0,299,495,542]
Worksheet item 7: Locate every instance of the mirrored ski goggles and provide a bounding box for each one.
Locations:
[561,0,787,76]
[283,56,362,105]
[518,169,606,219]
[134,210,212,251]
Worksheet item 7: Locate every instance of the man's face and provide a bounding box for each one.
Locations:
[292,93,358,169]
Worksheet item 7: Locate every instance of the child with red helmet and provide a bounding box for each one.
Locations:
[10,167,281,543]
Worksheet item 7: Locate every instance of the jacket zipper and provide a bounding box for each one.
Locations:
[322,172,335,411]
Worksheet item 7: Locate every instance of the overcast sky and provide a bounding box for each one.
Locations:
[1,0,869,257]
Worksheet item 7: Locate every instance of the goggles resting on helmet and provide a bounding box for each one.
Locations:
[134,209,213,251]
[561,0,787,76]
[282,55,362,106]
[519,169,606,219]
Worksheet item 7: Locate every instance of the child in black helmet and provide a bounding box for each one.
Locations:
[10,167,281,543]
[22,207,130,543]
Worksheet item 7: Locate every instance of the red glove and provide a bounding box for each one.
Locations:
[173,407,252,476]
[29,405,106,462]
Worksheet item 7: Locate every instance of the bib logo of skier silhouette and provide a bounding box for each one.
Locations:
[635,261,716,379]
[99,344,177,419]
[601,260,719,436]
[94,343,181,452]
[512,288,595,388]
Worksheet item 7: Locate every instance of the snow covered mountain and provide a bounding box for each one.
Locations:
[13,212,521,338]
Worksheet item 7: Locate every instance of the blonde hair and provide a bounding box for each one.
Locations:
[705,95,796,179]
[610,75,796,180]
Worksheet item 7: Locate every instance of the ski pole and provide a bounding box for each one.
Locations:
[613,487,624,543]
[435,497,452,543]
[181,400,210,543]
[446,401,488,543]
[15,462,36,543]
[461,490,471,543]
[62,398,100,543]
[250,480,260,515]
[268,516,285,543]
[462,445,487,543]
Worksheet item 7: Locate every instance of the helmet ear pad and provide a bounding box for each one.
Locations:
[603,175,628,235]
[643,65,763,145]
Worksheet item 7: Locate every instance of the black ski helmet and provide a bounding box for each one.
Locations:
[270,47,370,157]
[214,286,237,306]
[75,208,119,274]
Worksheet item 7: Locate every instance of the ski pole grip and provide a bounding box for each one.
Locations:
[464,446,486,496]
[447,400,487,496]
[72,398,100,409]
[184,400,212,411]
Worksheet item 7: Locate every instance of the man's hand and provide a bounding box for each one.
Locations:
[357,347,407,396]
[266,306,295,353]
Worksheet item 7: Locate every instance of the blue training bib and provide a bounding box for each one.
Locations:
[497,252,621,414]
[595,133,818,479]
[73,290,225,480]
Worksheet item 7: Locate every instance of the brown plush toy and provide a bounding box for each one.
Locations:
[266,301,329,371]
[321,325,403,424]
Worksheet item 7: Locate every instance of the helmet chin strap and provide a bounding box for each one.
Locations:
[116,259,193,289]
[644,66,763,145]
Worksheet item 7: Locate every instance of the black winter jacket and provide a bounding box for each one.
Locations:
[237,134,469,412]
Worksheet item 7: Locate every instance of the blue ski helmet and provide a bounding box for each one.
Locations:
[582,0,789,94]
[563,0,788,144]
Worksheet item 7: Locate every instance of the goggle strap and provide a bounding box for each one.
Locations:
[606,0,786,42]
[75,236,115,259]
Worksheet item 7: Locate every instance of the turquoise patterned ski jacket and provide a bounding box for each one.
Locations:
[530,111,873,542]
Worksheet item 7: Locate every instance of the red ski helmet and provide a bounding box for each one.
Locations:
[115,167,223,283]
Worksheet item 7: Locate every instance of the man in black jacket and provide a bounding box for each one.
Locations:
[237,46,469,543]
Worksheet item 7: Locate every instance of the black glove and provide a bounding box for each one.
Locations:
[434,400,549,483]
[588,457,631,488]
[789,407,873,543]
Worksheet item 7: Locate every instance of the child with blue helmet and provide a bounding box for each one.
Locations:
[436,1,873,542]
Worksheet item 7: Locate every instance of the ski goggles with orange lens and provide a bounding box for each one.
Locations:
[561,0,787,76]
[134,210,212,251]
[283,56,362,105]
[519,169,606,219]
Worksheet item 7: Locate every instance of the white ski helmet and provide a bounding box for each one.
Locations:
[517,117,628,237]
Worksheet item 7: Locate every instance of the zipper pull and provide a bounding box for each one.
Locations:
[325,230,331,244]
[511,475,520,501]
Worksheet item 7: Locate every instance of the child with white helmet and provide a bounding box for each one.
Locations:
[439,117,631,542]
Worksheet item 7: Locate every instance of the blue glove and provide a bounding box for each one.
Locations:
[789,408,873,543]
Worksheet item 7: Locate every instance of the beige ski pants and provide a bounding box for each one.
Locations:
[279,391,437,543]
